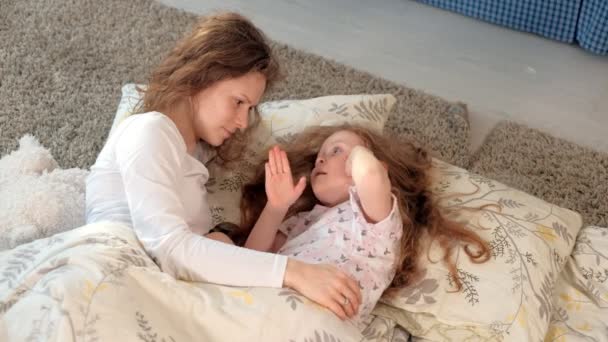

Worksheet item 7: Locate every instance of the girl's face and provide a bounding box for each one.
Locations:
[191,71,266,146]
[311,130,366,207]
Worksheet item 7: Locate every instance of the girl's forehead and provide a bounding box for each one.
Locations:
[322,130,364,147]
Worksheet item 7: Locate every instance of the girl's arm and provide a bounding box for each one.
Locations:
[346,145,393,223]
[244,146,306,252]
[270,232,288,253]
[244,204,287,251]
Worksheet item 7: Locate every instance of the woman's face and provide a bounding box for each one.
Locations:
[311,130,366,207]
[191,71,266,146]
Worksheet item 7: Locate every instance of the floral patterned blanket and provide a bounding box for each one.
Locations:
[0,222,410,342]
[1,202,605,341]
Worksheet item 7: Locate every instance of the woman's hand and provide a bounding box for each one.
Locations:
[265,146,306,211]
[283,258,362,320]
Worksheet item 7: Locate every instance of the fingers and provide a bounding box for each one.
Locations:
[327,267,361,319]
[342,273,363,308]
[287,261,361,321]
[268,145,293,176]
[326,273,361,320]
[331,288,356,318]
[330,270,361,316]
[269,146,289,175]
[337,281,359,317]
[280,149,290,174]
[274,146,285,174]
[324,295,348,320]
[268,147,278,174]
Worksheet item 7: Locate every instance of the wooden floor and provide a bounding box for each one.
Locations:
[161,0,608,153]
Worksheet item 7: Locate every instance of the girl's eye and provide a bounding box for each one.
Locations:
[332,146,342,155]
[236,99,244,106]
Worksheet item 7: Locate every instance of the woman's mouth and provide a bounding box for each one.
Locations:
[222,128,232,139]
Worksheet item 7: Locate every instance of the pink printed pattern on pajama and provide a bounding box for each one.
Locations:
[277,187,403,329]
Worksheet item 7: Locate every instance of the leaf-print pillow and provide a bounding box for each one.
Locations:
[375,159,583,342]
[545,225,608,342]
[111,84,396,226]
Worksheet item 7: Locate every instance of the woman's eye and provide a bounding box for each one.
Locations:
[332,146,342,155]
[236,99,244,106]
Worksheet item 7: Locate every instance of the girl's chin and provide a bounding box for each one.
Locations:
[312,188,348,207]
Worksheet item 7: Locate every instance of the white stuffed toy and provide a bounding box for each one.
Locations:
[0,135,89,250]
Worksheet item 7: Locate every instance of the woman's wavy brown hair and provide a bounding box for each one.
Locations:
[136,12,281,165]
[236,124,490,290]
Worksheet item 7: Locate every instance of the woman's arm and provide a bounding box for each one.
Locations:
[346,145,393,223]
[115,115,287,287]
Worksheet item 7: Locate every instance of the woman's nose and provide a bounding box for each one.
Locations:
[315,158,325,166]
[235,107,249,130]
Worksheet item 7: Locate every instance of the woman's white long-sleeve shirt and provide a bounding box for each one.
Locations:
[86,112,287,287]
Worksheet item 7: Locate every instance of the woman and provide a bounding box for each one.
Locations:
[85,12,361,320]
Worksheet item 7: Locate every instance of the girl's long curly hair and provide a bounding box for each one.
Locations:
[136,12,281,165]
[235,124,490,290]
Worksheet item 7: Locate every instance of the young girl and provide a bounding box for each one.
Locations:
[230,124,491,328]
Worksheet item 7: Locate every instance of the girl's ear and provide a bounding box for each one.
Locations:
[381,161,388,171]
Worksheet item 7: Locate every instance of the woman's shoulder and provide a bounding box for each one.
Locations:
[120,111,176,132]
[111,111,186,153]
[115,112,181,141]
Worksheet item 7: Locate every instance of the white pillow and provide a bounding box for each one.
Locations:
[111,84,396,225]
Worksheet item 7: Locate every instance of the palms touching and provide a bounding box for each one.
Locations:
[265,146,307,211]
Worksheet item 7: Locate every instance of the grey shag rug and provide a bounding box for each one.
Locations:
[470,121,608,227]
[0,0,470,169]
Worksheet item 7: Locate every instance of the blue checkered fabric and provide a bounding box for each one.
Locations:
[418,0,581,43]
[577,0,608,55]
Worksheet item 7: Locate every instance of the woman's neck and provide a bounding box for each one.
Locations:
[165,99,198,154]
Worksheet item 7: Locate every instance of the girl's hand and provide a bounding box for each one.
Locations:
[265,146,307,211]
[345,145,392,223]
[283,259,362,320]
[345,145,381,179]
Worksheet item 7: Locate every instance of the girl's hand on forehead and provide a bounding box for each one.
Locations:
[345,145,379,178]
[265,146,307,211]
